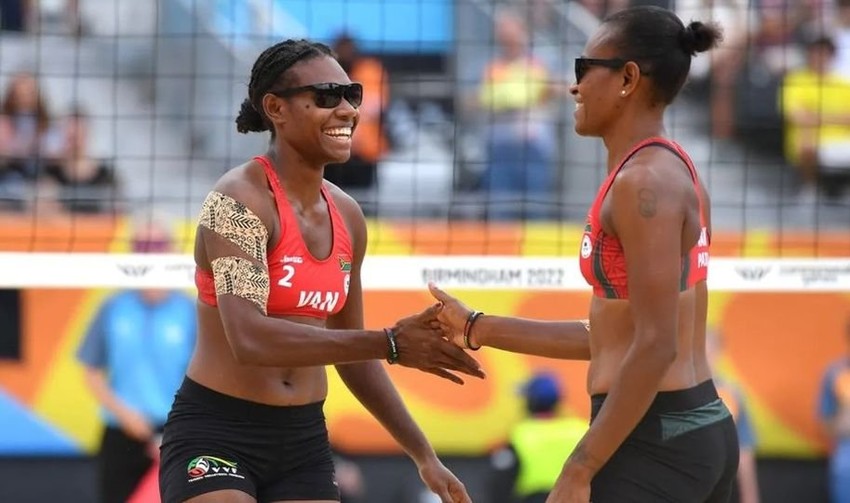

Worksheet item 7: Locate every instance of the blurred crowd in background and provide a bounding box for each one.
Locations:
[0,0,848,222]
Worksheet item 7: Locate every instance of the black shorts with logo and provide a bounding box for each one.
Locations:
[159,377,340,503]
[590,380,740,503]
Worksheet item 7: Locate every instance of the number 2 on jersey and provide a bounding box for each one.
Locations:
[278,265,295,287]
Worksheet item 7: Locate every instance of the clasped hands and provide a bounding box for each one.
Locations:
[388,283,485,384]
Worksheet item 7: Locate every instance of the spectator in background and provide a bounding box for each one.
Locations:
[780,35,850,201]
[0,71,52,177]
[76,217,196,503]
[708,329,761,503]
[678,0,752,138]
[819,318,850,503]
[323,33,389,197]
[489,373,588,503]
[478,9,557,220]
[754,0,829,75]
[0,151,27,212]
[834,0,850,78]
[40,106,117,214]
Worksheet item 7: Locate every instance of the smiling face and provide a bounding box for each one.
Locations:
[569,26,631,138]
[264,55,359,166]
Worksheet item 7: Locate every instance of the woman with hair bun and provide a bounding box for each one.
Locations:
[429,6,739,502]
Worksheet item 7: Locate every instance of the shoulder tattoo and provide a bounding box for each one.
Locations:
[637,188,658,218]
[199,191,269,262]
[211,256,270,314]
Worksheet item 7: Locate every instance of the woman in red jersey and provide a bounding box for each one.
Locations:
[429,6,738,503]
[158,39,483,503]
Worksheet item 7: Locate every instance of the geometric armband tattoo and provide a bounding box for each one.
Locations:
[211,256,270,315]
[199,191,268,262]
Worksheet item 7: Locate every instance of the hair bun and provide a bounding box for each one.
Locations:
[234,98,268,134]
[680,20,723,56]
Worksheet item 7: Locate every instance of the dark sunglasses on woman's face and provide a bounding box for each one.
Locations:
[574,57,628,84]
[272,82,363,109]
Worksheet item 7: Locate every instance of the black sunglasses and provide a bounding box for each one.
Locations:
[574,57,628,84]
[271,82,363,109]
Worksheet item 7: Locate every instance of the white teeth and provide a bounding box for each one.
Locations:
[324,127,352,137]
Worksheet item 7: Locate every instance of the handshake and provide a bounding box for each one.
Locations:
[385,283,486,385]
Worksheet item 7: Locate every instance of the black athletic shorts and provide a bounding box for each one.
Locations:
[590,380,740,503]
[159,377,340,503]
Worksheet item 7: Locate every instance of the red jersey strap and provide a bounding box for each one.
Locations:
[590,136,670,217]
[594,137,707,230]
[254,155,289,238]
[642,139,708,231]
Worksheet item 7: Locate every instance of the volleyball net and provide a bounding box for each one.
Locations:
[0,252,849,292]
[0,0,845,256]
[0,0,848,462]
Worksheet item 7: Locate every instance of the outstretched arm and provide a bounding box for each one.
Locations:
[429,284,591,360]
[200,173,480,380]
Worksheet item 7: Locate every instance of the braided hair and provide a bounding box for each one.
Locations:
[235,39,333,134]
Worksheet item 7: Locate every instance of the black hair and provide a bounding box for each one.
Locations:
[235,39,334,134]
[526,396,558,415]
[603,6,723,104]
[806,35,836,54]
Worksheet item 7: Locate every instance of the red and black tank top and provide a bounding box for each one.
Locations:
[579,137,710,299]
[196,156,354,318]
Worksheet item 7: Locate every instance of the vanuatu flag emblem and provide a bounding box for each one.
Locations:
[338,255,352,272]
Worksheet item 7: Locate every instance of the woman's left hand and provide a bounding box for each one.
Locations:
[418,457,473,503]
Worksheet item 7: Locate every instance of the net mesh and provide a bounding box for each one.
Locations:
[0,0,848,466]
[0,0,845,257]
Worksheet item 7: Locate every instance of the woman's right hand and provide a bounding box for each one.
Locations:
[392,304,485,385]
[427,283,474,349]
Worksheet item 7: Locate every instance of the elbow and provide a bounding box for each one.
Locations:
[636,334,678,368]
[222,319,269,366]
[229,335,264,366]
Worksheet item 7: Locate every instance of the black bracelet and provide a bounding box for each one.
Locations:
[384,327,399,364]
[463,311,483,350]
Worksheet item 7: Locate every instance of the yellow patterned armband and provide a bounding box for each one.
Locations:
[211,256,270,315]
[199,191,268,262]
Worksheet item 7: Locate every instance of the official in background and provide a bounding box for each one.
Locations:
[490,373,588,503]
[77,218,196,503]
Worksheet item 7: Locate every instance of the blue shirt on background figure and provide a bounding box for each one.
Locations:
[76,220,196,503]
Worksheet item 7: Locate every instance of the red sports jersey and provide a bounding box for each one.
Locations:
[196,156,353,319]
[579,137,709,299]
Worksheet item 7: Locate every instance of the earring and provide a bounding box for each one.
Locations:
[620,90,626,96]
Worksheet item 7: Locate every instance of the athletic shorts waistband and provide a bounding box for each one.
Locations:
[176,376,325,424]
[591,379,719,418]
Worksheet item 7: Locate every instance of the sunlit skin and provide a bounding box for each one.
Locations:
[430,21,715,503]
[190,56,361,410]
[186,54,476,503]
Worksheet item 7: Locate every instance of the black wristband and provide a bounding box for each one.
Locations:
[464,311,483,350]
[384,327,399,364]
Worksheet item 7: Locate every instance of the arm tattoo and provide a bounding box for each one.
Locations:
[212,256,270,314]
[200,191,269,262]
[637,188,658,218]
